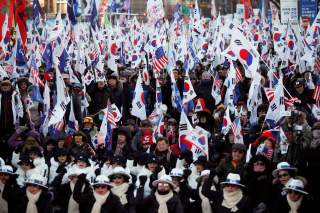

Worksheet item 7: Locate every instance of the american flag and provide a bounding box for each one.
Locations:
[106,102,117,128]
[234,62,243,83]
[31,67,44,87]
[153,47,168,73]
[313,78,320,106]
[315,52,320,74]
[264,88,300,107]
[213,73,222,89]
[54,120,65,131]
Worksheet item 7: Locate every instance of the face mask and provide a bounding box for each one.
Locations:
[98,114,104,121]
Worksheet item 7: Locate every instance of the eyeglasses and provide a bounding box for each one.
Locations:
[225,184,238,188]
[95,185,107,189]
[114,175,124,180]
[158,182,169,187]
[0,173,9,176]
[232,149,244,154]
[254,162,265,166]
[278,173,289,178]
[287,190,301,195]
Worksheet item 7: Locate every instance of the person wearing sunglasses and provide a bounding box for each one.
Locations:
[274,179,313,212]
[73,174,126,213]
[16,173,52,213]
[138,174,183,213]
[271,162,298,212]
[216,143,247,181]
[108,167,135,212]
[244,154,272,213]
[202,172,252,212]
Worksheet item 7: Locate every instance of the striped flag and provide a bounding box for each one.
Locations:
[153,46,168,73]
[313,78,320,106]
[315,52,320,74]
[264,87,300,107]
[234,64,243,83]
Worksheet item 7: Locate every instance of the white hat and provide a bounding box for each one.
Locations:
[0,165,14,175]
[67,167,82,179]
[108,167,131,180]
[24,174,48,189]
[91,175,113,187]
[272,162,297,177]
[196,169,210,182]
[169,168,183,178]
[284,179,308,195]
[152,174,176,188]
[221,173,245,188]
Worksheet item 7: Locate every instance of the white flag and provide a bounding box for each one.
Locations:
[131,71,147,120]
[182,72,197,104]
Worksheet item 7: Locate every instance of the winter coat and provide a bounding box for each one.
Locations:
[87,85,109,115]
[135,166,166,198]
[2,177,22,213]
[272,194,313,213]
[154,150,177,173]
[216,155,246,181]
[15,167,42,187]
[15,188,52,213]
[49,157,71,184]
[73,178,126,213]
[138,192,184,213]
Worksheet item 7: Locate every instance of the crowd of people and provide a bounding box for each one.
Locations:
[1,1,320,212]
[0,56,319,213]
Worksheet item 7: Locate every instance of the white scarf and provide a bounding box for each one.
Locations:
[287,195,303,213]
[198,186,213,213]
[68,181,80,213]
[111,183,129,205]
[91,191,109,213]
[26,189,42,213]
[222,188,243,212]
[0,182,8,213]
[154,191,173,213]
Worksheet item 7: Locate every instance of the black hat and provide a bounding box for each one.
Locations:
[18,156,35,168]
[28,146,43,158]
[102,151,114,162]
[146,154,159,164]
[232,143,247,152]
[180,150,193,165]
[76,154,91,166]
[111,155,127,166]
[193,155,207,166]
[294,79,304,88]
[55,148,69,157]
[117,126,132,140]
[137,153,150,165]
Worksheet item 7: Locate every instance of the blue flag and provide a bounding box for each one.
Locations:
[43,43,53,71]
[33,0,41,27]
[16,39,28,67]
[91,0,98,29]
[67,0,77,25]
[59,48,69,73]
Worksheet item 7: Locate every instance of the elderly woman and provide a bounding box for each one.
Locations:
[108,167,135,212]
[73,174,126,213]
[202,173,252,213]
[16,174,52,213]
[138,174,183,213]
[0,165,20,213]
[271,162,298,212]
[274,179,313,212]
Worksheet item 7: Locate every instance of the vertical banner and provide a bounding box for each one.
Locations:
[240,0,252,19]
[0,0,14,41]
[15,0,27,47]
[300,0,318,23]
[280,0,298,24]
